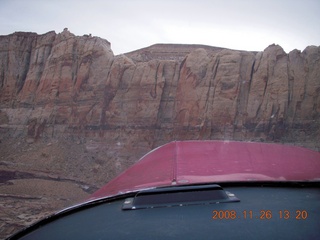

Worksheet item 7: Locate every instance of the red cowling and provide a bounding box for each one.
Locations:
[89,141,320,201]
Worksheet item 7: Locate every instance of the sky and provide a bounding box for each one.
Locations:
[0,0,319,55]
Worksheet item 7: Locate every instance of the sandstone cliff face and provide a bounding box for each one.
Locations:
[0,30,319,238]
[0,30,319,153]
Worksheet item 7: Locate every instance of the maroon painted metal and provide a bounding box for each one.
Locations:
[89,141,320,201]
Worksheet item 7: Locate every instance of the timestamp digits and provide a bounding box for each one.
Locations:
[212,210,308,220]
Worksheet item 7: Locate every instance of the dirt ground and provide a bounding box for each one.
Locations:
[0,136,123,239]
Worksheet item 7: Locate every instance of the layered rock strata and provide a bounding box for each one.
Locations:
[0,30,319,153]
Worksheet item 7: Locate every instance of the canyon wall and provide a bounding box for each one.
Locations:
[1,30,319,153]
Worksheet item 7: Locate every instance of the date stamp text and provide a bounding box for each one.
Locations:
[212,210,308,220]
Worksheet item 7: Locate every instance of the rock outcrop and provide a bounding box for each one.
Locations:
[1,30,319,151]
[0,29,319,238]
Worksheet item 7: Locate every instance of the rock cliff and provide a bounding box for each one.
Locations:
[0,29,319,238]
[1,30,319,150]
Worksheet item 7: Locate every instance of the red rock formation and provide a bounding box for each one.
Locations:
[0,30,319,153]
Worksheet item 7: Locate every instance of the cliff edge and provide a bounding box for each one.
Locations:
[0,30,319,151]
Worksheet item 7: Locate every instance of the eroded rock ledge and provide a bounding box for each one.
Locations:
[0,30,319,153]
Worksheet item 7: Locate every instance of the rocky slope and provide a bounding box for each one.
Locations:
[0,29,319,238]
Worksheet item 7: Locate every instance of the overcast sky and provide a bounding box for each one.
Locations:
[0,0,319,55]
